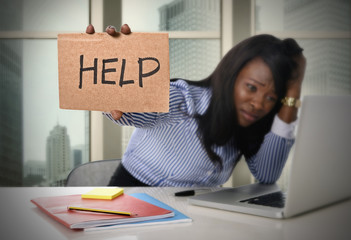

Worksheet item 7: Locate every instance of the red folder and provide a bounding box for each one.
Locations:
[31,194,173,229]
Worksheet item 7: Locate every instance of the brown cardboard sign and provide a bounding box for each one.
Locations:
[57,32,170,112]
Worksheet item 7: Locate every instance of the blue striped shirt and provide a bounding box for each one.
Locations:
[103,80,295,187]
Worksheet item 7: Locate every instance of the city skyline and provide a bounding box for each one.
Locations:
[22,39,88,163]
[18,0,90,164]
[24,123,84,186]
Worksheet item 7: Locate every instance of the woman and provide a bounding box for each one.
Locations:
[87,24,306,187]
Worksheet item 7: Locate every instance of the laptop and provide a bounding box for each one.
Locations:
[189,95,351,218]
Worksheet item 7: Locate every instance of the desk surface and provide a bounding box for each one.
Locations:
[0,187,350,240]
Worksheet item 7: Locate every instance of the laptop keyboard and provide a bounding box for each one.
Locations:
[240,191,286,208]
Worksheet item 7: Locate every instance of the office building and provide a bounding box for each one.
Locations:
[284,0,351,96]
[159,0,220,80]
[46,124,71,186]
[274,0,351,189]
[0,0,23,186]
[24,160,46,177]
[73,149,82,168]
[23,160,46,186]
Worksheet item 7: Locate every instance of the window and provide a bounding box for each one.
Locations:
[119,0,222,154]
[0,0,90,186]
[1,0,226,186]
[254,0,351,189]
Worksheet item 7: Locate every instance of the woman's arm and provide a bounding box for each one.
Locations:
[278,54,306,123]
[104,80,201,128]
[246,116,296,183]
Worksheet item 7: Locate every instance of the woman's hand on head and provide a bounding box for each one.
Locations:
[278,53,306,123]
[292,53,306,84]
[85,24,132,35]
[286,53,306,97]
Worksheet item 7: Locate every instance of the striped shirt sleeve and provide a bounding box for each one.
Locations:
[103,80,196,128]
[246,116,296,184]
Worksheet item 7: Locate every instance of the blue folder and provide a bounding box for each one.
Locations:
[85,192,192,231]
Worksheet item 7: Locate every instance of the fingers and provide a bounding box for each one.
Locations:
[87,24,131,36]
[86,24,95,34]
[111,110,124,120]
[105,25,118,36]
[120,24,131,34]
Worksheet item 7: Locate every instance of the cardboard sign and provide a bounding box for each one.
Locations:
[57,32,170,112]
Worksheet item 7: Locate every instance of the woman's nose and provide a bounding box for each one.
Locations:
[251,96,265,111]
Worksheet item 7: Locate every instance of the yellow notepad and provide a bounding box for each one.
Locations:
[81,188,124,200]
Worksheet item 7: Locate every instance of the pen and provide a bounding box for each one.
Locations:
[68,206,132,216]
[174,190,195,197]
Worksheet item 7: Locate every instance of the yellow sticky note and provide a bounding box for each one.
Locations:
[81,188,124,200]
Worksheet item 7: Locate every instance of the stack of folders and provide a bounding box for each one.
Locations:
[31,191,191,231]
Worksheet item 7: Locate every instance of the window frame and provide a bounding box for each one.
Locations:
[249,0,351,188]
[91,0,234,163]
[0,0,236,186]
[0,0,91,186]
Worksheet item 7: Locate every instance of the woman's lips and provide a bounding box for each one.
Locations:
[240,109,259,123]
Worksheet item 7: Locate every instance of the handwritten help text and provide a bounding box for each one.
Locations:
[79,55,160,89]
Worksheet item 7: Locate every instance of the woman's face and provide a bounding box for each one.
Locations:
[234,57,278,127]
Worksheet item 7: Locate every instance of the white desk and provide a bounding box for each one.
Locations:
[0,187,350,240]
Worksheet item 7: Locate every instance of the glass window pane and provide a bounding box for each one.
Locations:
[0,40,23,186]
[277,38,351,190]
[24,40,89,186]
[122,0,220,31]
[0,0,90,187]
[255,0,351,32]
[297,39,351,96]
[0,39,90,187]
[0,0,89,31]
[169,39,220,80]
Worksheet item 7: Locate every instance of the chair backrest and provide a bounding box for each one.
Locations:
[66,159,121,186]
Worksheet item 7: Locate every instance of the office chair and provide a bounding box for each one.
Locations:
[66,159,121,186]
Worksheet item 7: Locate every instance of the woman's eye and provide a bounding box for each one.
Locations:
[267,96,277,102]
[247,84,256,91]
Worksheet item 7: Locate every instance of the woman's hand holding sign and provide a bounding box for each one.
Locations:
[86,24,131,36]
[86,24,132,120]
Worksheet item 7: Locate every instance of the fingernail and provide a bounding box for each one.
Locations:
[106,26,117,36]
[106,25,117,31]
[111,111,117,119]
[86,24,95,34]
[121,24,131,34]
